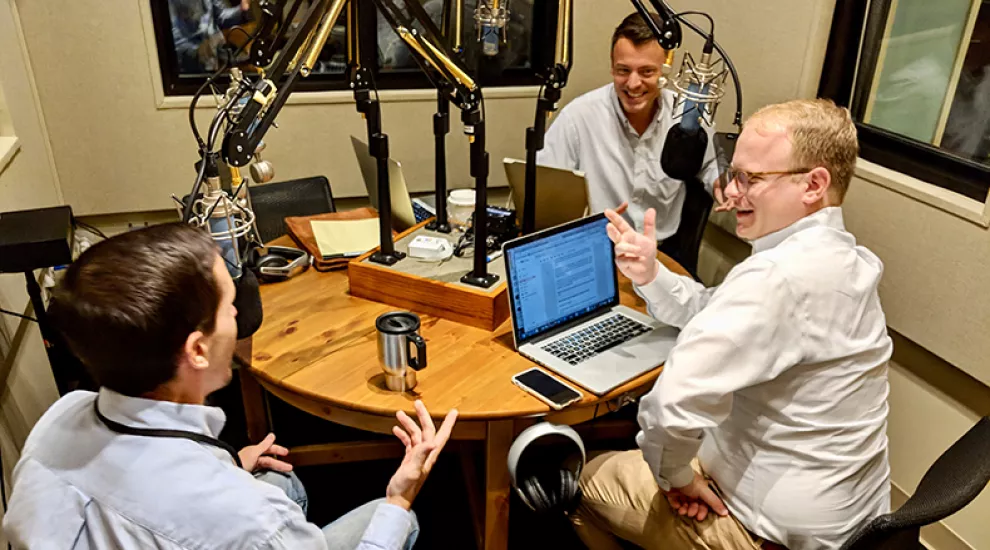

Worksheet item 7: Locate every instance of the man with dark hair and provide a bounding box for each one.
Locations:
[538,12,721,243]
[2,223,457,549]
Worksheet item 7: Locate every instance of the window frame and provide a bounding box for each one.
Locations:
[818,0,990,202]
[149,0,540,98]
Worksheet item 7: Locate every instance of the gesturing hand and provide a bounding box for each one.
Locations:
[663,471,729,522]
[385,400,458,511]
[239,433,292,473]
[604,203,659,286]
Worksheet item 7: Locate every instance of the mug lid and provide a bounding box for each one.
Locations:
[449,189,476,205]
[376,311,421,334]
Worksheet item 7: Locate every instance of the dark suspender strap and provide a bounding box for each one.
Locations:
[93,397,243,469]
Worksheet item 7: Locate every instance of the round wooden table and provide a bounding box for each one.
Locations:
[236,237,688,550]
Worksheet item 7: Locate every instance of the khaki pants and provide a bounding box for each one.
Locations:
[570,450,764,550]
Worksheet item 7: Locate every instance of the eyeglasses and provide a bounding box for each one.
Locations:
[713,167,814,205]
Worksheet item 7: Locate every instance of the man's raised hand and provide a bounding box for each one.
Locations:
[604,203,659,286]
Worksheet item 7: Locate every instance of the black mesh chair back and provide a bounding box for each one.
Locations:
[658,175,712,280]
[248,176,335,244]
[840,416,990,549]
[657,132,735,280]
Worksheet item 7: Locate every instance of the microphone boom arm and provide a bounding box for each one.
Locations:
[374,0,499,287]
[211,0,497,284]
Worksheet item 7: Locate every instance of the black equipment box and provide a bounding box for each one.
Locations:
[0,205,74,273]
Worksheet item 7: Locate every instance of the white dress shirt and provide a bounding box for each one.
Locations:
[2,388,412,549]
[537,84,721,242]
[634,208,892,550]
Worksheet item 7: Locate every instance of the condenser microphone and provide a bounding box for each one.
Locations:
[201,162,243,279]
[475,0,508,56]
[660,39,727,182]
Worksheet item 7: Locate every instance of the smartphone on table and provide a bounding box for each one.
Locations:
[512,368,583,410]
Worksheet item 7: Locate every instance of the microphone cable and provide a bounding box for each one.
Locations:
[0,309,37,323]
[183,27,260,224]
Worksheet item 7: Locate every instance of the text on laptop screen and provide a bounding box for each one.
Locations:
[507,217,616,341]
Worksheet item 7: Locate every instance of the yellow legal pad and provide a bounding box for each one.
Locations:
[310,218,382,259]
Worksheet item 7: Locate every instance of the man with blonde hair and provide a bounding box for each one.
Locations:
[572,99,891,550]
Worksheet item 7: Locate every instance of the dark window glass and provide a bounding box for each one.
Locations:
[819,0,990,201]
[151,0,538,96]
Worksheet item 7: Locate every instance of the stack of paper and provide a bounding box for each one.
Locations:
[311,218,381,259]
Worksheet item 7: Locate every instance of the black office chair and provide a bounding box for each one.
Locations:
[840,416,990,550]
[658,175,713,280]
[658,132,736,280]
[248,176,336,244]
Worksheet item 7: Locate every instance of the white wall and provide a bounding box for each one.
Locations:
[886,346,990,549]
[0,0,63,543]
[841,166,990,549]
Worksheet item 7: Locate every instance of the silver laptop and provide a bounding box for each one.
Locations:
[351,136,435,231]
[503,158,589,231]
[503,214,679,395]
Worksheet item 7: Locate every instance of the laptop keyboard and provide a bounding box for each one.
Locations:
[413,200,435,223]
[541,314,651,366]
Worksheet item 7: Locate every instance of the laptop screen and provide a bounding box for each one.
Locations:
[505,215,618,343]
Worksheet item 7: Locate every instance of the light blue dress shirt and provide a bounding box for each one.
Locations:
[2,388,413,549]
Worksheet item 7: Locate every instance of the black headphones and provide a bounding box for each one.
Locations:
[520,468,581,515]
[509,423,585,516]
[246,245,311,283]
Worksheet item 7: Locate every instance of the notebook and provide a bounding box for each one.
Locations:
[311,218,381,259]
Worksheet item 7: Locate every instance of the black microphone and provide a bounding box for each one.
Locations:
[660,38,726,182]
[660,115,709,181]
[234,267,263,339]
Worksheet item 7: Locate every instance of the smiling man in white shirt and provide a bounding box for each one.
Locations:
[571,99,892,550]
[537,12,721,244]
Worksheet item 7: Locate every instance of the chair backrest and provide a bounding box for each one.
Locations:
[840,416,990,550]
[657,131,735,280]
[249,176,335,244]
[657,175,712,280]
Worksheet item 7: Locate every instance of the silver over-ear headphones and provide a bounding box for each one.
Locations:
[508,423,586,515]
[247,245,310,283]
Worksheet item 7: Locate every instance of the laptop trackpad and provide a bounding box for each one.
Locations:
[602,324,678,364]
